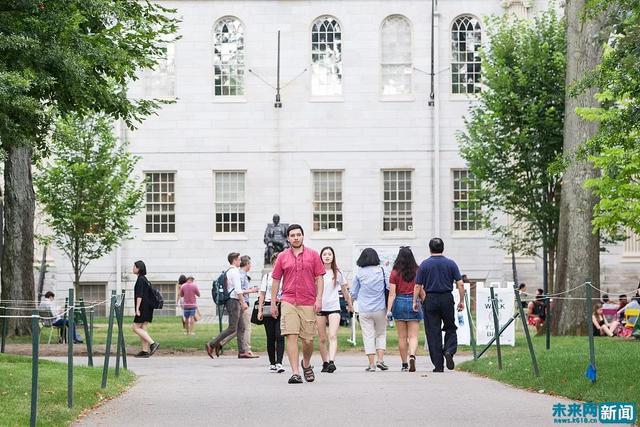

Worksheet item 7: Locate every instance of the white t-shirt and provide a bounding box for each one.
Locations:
[321,269,346,311]
[225,266,243,300]
[260,272,282,303]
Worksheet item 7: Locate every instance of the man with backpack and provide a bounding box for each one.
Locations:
[206,252,246,358]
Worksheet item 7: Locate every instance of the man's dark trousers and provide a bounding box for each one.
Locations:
[423,292,457,370]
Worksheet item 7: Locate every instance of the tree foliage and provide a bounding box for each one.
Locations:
[34,115,144,286]
[458,9,566,266]
[0,0,179,148]
[578,0,640,237]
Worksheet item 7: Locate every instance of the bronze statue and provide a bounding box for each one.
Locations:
[264,214,289,265]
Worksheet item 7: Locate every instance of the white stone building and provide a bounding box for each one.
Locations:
[42,0,639,315]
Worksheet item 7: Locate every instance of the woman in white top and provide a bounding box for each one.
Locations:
[258,252,285,373]
[317,246,353,373]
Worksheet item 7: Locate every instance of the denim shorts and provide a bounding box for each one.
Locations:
[391,295,423,321]
[183,307,197,318]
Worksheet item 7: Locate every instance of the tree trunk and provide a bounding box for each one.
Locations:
[1,145,36,336]
[552,0,605,336]
[548,246,555,295]
[511,248,519,285]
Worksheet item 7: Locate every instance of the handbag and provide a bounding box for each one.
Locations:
[194,308,202,322]
[250,300,275,325]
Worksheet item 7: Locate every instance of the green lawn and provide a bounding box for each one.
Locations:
[0,353,135,427]
[459,335,640,404]
[85,316,438,354]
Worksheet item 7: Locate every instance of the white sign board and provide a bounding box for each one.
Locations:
[475,282,516,346]
[447,283,471,345]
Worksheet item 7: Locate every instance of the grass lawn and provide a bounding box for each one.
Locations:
[459,335,640,404]
[0,353,135,426]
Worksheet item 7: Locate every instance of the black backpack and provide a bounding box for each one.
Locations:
[145,281,164,309]
[211,269,232,306]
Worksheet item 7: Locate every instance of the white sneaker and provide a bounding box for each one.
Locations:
[269,365,277,372]
[276,363,285,373]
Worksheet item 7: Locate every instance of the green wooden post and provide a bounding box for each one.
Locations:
[464,291,477,360]
[586,279,596,383]
[101,291,117,389]
[89,307,94,344]
[118,290,127,370]
[476,313,518,359]
[79,299,93,367]
[30,310,40,427]
[489,286,503,370]
[513,283,539,376]
[63,297,68,343]
[1,307,7,353]
[67,288,74,408]
[115,295,122,377]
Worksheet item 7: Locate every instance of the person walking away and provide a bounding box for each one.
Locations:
[180,276,200,335]
[176,275,188,330]
[386,246,423,372]
[132,260,160,358]
[205,252,245,358]
[238,255,259,358]
[270,224,325,384]
[258,252,285,372]
[39,291,83,343]
[351,248,389,372]
[413,238,465,372]
[317,246,353,373]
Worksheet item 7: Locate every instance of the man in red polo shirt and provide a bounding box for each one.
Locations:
[271,224,325,384]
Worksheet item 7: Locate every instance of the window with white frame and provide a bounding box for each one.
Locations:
[214,171,245,233]
[213,17,245,96]
[145,172,175,233]
[381,15,412,96]
[453,170,482,231]
[451,15,482,94]
[311,16,342,96]
[313,171,343,232]
[383,170,413,232]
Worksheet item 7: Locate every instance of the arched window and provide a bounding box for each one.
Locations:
[311,16,342,96]
[451,15,482,94]
[381,15,412,96]
[213,17,245,96]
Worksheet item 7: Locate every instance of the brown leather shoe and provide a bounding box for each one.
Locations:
[214,343,222,357]
[205,343,214,359]
[238,352,259,359]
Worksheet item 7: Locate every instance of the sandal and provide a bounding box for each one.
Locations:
[301,360,315,382]
[288,374,303,384]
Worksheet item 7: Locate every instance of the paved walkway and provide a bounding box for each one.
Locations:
[63,352,579,427]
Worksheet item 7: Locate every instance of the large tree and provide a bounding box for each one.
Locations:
[552,0,608,335]
[34,114,144,289]
[0,1,178,335]
[458,9,565,287]
[580,1,640,237]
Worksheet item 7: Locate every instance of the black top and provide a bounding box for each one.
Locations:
[134,275,149,301]
[133,275,154,323]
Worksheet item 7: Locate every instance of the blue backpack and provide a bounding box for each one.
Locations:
[211,269,232,306]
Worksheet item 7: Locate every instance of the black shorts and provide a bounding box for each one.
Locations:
[316,310,341,317]
[133,304,154,323]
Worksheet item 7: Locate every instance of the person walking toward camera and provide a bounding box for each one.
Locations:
[414,238,464,372]
[258,252,285,373]
[317,246,353,373]
[351,248,389,372]
[132,260,159,358]
[387,246,423,372]
[270,224,325,384]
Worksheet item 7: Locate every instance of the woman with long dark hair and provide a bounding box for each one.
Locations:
[258,252,285,373]
[350,248,388,371]
[316,247,353,373]
[132,260,159,358]
[386,246,423,372]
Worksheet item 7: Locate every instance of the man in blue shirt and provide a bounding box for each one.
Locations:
[413,238,465,372]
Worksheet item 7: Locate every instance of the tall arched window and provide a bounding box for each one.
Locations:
[451,15,482,94]
[213,17,245,96]
[311,16,342,96]
[381,15,412,96]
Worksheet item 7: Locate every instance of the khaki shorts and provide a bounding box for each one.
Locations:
[280,301,317,340]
